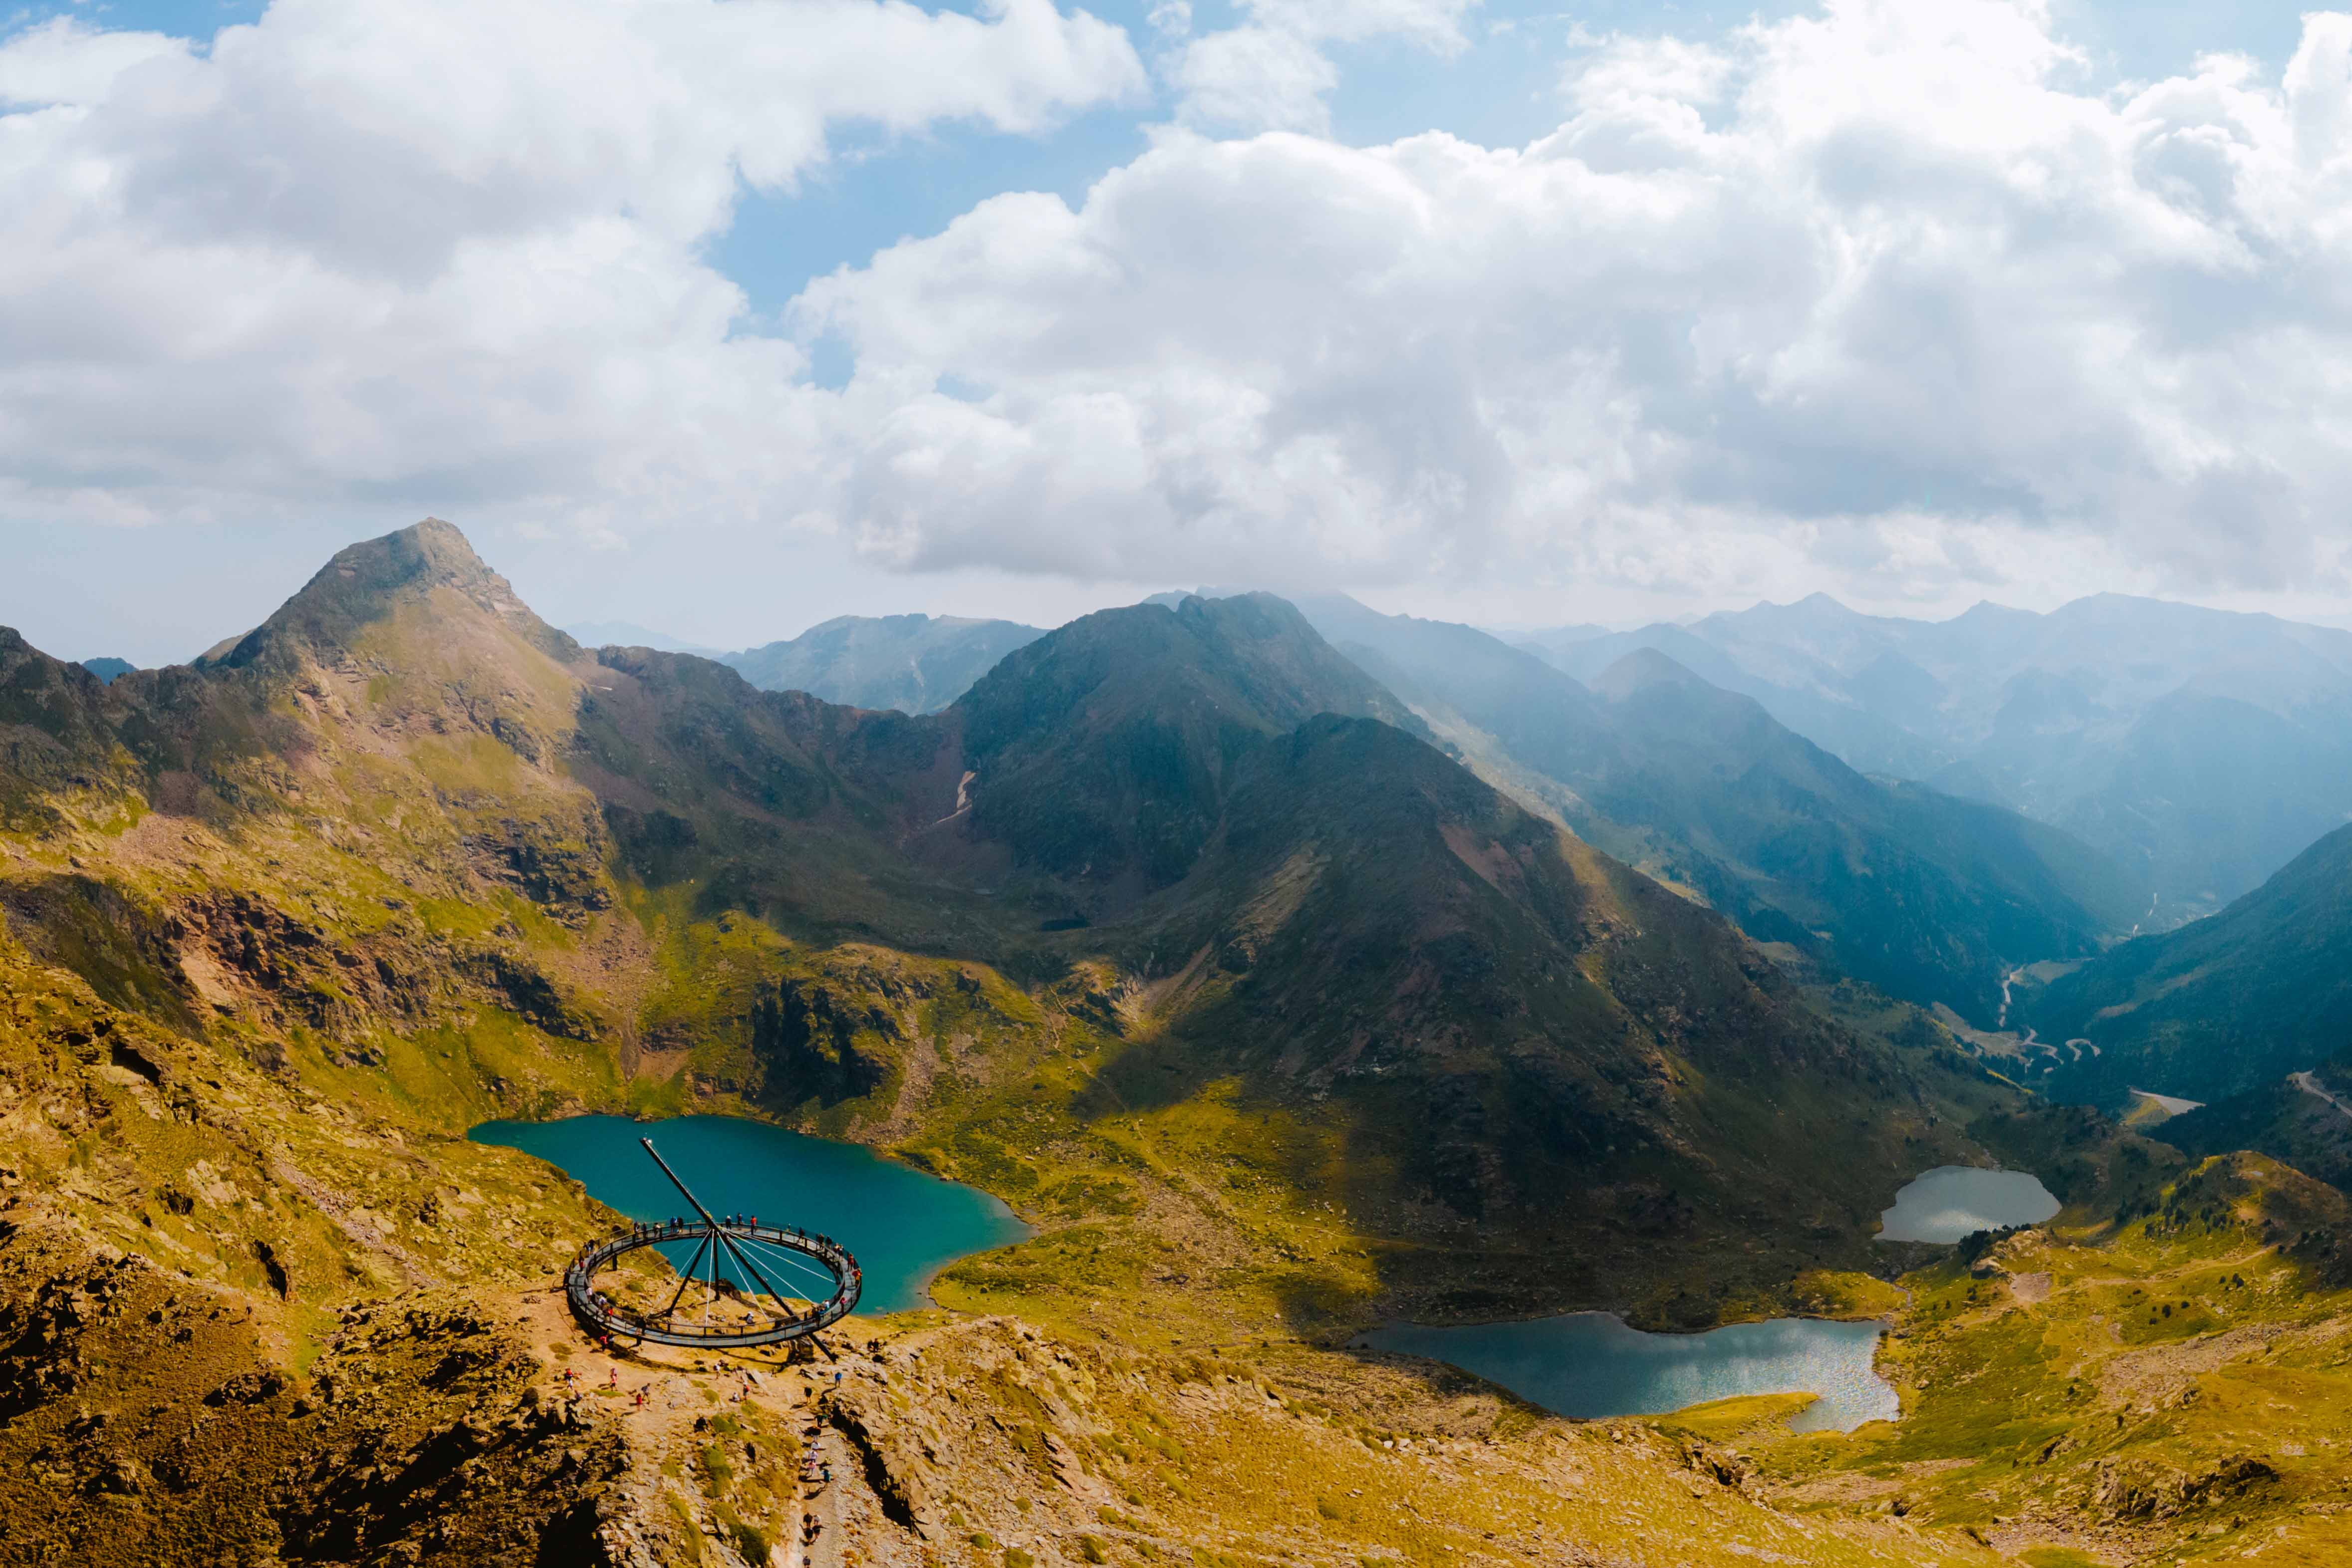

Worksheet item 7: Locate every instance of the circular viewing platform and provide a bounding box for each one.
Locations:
[565,1219,861,1348]
[561,1137,863,1349]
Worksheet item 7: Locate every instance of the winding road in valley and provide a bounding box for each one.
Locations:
[2292,1071,2352,1124]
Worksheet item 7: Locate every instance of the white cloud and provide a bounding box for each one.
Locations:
[1171,26,1339,134]
[0,0,1142,528]
[792,0,2352,606]
[11,0,2352,620]
[1169,0,1478,134]
[0,18,186,107]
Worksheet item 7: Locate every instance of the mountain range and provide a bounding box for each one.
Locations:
[1289,594,2140,1029]
[0,522,2046,1301]
[673,590,2151,1031]
[14,522,2352,1565]
[1524,593,2352,923]
[720,612,1043,714]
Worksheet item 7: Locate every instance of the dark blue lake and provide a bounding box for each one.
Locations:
[1362,1312,1899,1432]
[469,1114,1030,1313]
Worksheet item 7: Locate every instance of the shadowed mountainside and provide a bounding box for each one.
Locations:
[2031,823,2352,1107]
[2158,1047,2352,1195]
[1293,595,2138,1028]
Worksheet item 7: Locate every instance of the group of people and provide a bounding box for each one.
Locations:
[618,1213,812,1236]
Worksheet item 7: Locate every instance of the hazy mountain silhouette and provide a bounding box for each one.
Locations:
[724,613,1043,714]
[1520,592,2352,921]
[1288,594,2138,1027]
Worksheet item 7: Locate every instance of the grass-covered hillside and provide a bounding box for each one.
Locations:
[1730,1154,2352,1566]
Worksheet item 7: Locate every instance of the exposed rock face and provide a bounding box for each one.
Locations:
[459,949,599,1042]
[751,977,892,1106]
[465,814,614,919]
[0,1229,628,1568]
[2086,1453,2278,1522]
[826,1382,938,1536]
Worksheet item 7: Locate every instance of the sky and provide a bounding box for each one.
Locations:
[4,0,2352,663]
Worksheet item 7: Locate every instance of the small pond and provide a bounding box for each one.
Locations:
[1360,1313,1898,1433]
[1876,1165,2060,1244]
[469,1114,1031,1313]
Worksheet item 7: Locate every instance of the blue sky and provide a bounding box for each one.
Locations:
[6,0,2352,662]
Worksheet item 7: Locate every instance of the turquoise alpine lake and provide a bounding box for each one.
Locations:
[468,1114,1030,1313]
[1361,1313,1898,1433]
[1876,1165,2061,1244]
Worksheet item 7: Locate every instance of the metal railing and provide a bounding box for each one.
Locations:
[564,1219,860,1348]
[560,1137,864,1349]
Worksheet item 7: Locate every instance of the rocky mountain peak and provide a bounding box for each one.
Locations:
[203,518,577,672]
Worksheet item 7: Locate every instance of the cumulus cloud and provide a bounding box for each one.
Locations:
[10,0,2352,614]
[1167,0,1478,134]
[0,0,1142,529]
[797,0,2352,603]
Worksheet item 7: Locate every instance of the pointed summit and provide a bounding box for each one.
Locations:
[952,592,1423,893]
[204,518,576,672]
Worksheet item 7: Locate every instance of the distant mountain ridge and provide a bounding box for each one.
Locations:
[1287,593,2137,1027]
[1520,592,2352,922]
[724,612,1042,714]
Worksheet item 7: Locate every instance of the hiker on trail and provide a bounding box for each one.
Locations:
[607,1366,619,1390]
[633,1387,646,1411]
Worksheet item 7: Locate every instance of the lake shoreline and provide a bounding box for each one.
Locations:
[1358,1309,1902,1434]
[469,1111,1032,1317]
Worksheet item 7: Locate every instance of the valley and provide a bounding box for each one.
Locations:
[3,521,2352,1566]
